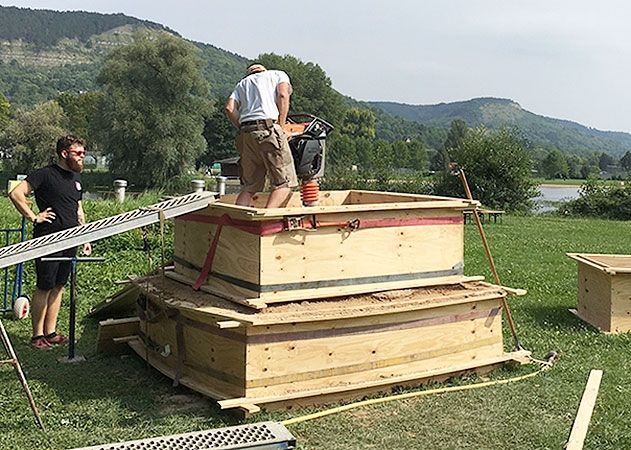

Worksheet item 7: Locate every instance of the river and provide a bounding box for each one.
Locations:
[534,185,581,213]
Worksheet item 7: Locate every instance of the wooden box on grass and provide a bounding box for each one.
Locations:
[171,190,478,309]
[128,277,528,413]
[567,253,631,333]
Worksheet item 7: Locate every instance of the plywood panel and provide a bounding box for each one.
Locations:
[610,274,631,332]
[577,264,612,331]
[244,312,501,386]
[245,340,504,398]
[260,223,462,284]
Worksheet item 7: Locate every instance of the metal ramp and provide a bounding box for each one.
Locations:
[0,191,217,270]
[68,421,296,450]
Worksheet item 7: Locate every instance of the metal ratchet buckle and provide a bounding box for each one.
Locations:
[283,216,305,231]
[346,218,360,231]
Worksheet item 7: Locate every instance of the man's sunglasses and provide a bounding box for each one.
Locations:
[68,150,86,156]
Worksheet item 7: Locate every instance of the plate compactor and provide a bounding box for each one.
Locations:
[283,114,334,206]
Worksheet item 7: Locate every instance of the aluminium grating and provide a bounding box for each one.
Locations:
[0,191,218,270]
[68,421,296,450]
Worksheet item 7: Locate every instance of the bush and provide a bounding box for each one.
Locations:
[562,179,631,219]
[433,127,537,211]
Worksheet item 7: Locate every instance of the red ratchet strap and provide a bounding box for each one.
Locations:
[182,213,462,290]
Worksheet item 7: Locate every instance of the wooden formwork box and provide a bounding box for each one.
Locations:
[567,253,631,333]
[171,190,479,309]
[127,277,529,413]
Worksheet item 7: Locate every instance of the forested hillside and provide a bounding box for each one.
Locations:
[0,5,176,45]
[370,97,631,157]
[0,5,247,104]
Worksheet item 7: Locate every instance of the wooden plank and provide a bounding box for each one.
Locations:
[260,216,463,285]
[609,275,631,333]
[217,321,242,329]
[96,317,140,354]
[144,274,500,326]
[243,302,504,396]
[566,369,604,450]
[577,264,612,332]
[87,284,140,319]
[208,195,477,220]
[218,349,530,410]
[128,339,242,399]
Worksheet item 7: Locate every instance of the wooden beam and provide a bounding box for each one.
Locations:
[566,369,603,450]
[218,349,530,410]
[96,317,140,354]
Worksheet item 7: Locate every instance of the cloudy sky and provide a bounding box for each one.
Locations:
[2,0,630,132]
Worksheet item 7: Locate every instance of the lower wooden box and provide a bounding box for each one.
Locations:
[568,253,631,333]
[127,276,529,413]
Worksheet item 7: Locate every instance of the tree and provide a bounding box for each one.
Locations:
[443,119,468,152]
[434,127,537,211]
[255,53,346,128]
[94,32,210,187]
[0,92,10,132]
[540,149,569,179]
[340,108,376,140]
[197,100,237,170]
[0,101,68,173]
[404,139,428,171]
[57,91,103,144]
[598,152,615,172]
[620,151,631,171]
[431,119,468,172]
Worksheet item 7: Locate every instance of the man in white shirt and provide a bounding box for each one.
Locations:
[225,63,298,208]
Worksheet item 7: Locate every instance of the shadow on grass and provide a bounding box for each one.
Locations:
[522,303,594,333]
[5,314,240,432]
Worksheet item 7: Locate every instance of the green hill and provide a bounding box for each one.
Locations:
[2,6,629,157]
[369,97,631,157]
[0,5,247,105]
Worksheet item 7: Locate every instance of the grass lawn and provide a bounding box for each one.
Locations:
[0,199,630,449]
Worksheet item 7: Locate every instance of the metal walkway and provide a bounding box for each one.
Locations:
[69,421,296,450]
[0,191,217,270]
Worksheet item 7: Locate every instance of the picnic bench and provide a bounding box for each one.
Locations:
[464,208,505,224]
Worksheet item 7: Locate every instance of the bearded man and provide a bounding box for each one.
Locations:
[10,135,92,349]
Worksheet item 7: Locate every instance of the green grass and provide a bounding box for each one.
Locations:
[1,200,631,449]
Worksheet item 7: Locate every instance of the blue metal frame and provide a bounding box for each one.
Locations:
[1,216,26,313]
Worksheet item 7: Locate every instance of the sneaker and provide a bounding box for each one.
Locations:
[45,332,69,346]
[31,336,53,350]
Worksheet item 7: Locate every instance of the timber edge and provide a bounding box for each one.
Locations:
[127,338,529,416]
[568,308,614,335]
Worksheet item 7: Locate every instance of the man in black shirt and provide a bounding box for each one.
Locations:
[9,135,92,350]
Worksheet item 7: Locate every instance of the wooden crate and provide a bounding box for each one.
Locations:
[567,253,631,333]
[172,190,478,308]
[128,276,529,413]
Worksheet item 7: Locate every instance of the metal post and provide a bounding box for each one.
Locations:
[41,256,105,363]
[113,179,127,203]
[215,176,227,196]
[68,258,77,360]
[191,179,205,193]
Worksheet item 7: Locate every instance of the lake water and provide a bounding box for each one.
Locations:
[534,185,581,213]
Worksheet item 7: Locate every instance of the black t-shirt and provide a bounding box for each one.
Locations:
[26,164,83,237]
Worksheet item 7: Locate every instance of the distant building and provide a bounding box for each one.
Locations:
[213,156,239,179]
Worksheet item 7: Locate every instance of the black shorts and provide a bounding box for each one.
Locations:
[35,247,77,290]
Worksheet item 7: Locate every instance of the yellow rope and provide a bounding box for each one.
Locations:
[282,364,549,426]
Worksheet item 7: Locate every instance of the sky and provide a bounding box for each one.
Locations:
[2,0,631,133]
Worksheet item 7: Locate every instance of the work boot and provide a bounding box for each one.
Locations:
[45,332,69,346]
[31,336,53,350]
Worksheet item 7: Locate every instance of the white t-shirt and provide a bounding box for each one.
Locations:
[229,70,291,122]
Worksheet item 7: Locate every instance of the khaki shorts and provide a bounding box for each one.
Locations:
[237,123,298,193]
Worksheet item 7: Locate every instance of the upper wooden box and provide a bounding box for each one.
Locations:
[173,190,478,308]
[567,253,631,333]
